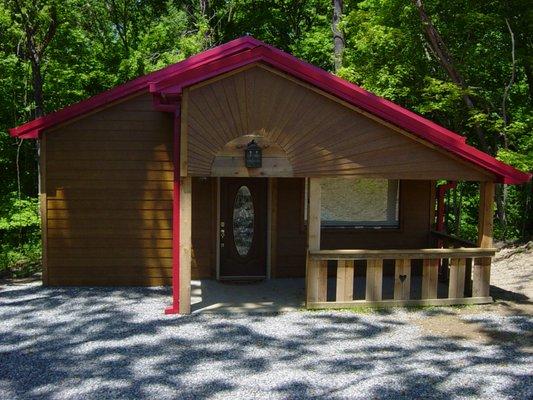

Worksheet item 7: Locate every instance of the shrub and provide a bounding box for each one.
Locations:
[0,193,41,278]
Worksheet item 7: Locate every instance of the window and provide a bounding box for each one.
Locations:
[305,178,400,228]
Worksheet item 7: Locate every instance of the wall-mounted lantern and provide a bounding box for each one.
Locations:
[244,140,262,168]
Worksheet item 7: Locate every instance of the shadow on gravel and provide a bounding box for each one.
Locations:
[0,284,531,400]
[491,284,531,303]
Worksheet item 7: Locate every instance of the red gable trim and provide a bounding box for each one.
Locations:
[9,36,261,139]
[9,36,531,184]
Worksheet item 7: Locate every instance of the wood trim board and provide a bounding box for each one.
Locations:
[307,297,493,309]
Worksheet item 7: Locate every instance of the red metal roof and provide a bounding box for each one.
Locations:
[9,36,531,184]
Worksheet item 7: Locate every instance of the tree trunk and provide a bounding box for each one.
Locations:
[11,0,58,198]
[332,0,344,73]
[455,186,463,237]
[30,57,45,118]
[524,62,533,100]
[29,55,44,196]
[495,19,517,240]
[199,0,207,16]
[411,0,490,154]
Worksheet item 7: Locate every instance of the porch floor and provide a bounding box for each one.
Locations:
[191,278,306,313]
[191,276,454,313]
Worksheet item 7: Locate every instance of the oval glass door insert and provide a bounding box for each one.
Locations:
[233,186,254,257]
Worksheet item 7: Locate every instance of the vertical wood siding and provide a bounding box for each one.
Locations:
[274,178,308,277]
[191,177,217,279]
[186,65,492,181]
[45,94,174,286]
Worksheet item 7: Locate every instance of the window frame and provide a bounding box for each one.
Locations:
[302,178,403,231]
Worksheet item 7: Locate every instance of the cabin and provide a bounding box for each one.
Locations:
[10,37,531,314]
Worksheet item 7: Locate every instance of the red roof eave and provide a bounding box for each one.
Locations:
[9,36,532,185]
[9,36,262,139]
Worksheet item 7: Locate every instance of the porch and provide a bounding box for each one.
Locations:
[173,178,497,313]
[304,179,496,309]
[190,278,305,313]
[189,242,496,313]
[168,61,506,314]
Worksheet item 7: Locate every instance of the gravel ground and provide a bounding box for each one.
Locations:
[1,281,532,400]
[491,242,533,300]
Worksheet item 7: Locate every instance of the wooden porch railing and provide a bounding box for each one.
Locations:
[306,248,496,309]
[430,230,477,248]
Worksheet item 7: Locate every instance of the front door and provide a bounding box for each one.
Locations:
[219,178,267,279]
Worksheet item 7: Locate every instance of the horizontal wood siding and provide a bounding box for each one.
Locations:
[186,64,493,181]
[274,179,433,278]
[45,94,174,286]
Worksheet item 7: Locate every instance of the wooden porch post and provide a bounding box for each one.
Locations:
[166,103,192,315]
[473,181,494,298]
[306,178,327,304]
[179,177,192,314]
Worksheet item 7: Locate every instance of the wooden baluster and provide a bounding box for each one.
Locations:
[306,258,328,303]
[394,259,411,300]
[336,260,354,302]
[473,258,491,298]
[421,259,439,299]
[448,258,466,298]
[365,259,383,301]
[318,260,328,302]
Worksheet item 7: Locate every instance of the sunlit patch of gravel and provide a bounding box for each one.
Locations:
[491,242,533,299]
[1,283,532,400]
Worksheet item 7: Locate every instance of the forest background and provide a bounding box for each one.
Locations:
[0,0,531,277]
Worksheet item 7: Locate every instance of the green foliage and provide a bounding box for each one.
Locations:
[0,242,41,278]
[342,0,532,241]
[0,194,40,231]
[444,182,480,242]
[0,193,41,277]
[0,0,531,273]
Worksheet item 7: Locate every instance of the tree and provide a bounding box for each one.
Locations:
[411,0,490,153]
[0,0,531,277]
[7,0,59,119]
[332,0,344,72]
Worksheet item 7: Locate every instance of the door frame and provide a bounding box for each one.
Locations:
[215,177,274,280]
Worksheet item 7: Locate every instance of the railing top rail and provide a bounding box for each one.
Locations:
[430,230,477,247]
[308,247,496,260]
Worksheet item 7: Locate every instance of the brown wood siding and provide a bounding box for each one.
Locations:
[191,177,217,279]
[45,94,174,286]
[273,179,433,278]
[185,64,493,181]
[273,179,307,278]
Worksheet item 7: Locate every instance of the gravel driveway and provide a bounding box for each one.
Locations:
[1,282,532,400]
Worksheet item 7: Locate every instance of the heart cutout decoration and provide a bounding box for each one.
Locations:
[399,274,407,282]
